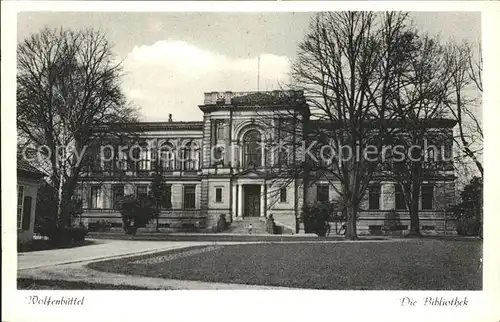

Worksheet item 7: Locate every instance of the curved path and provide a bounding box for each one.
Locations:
[17,239,295,289]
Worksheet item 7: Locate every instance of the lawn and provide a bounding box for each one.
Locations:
[89,240,482,290]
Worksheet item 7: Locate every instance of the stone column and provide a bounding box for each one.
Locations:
[238,184,244,221]
[260,183,266,217]
[232,184,237,220]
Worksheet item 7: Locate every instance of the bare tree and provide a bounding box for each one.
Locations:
[444,41,483,178]
[17,28,138,227]
[384,33,454,236]
[288,12,416,240]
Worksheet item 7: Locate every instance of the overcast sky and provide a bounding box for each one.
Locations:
[18,12,481,122]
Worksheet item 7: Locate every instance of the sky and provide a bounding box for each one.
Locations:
[17,12,481,122]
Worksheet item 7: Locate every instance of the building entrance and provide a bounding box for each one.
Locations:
[244,185,261,217]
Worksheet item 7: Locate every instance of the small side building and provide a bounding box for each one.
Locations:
[17,158,45,244]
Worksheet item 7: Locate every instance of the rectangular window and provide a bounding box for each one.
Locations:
[182,143,197,171]
[17,185,24,229]
[183,185,196,209]
[317,185,329,202]
[395,184,406,210]
[74,185,83,200]
[112,185,125,209]
[162,185,172,209]
[160,150,175,170]
[278,149,289,166]
[116,149,128,171]
[421,185,434,210]
[136,185,148,199]
[138,147,151,171]
[101,148,113,171]
[215,187,223,203]
[368,185,381,210]
[280,187,287,203]
[90,185,102,209]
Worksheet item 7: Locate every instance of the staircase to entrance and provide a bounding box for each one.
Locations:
[225,217,267,234]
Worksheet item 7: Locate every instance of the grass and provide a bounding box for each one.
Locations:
[17,278,148,290]
[89,239,482,290]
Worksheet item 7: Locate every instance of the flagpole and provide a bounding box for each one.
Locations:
[257,55,260,92]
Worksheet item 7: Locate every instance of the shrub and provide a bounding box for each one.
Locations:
[118,194,156,235]
[383,210,402,232]
[213,214,227,233]
[71,226,88,244]
[301,201,338,236]
[266,214,275,234]
[451,177,482,237]
[38,225,88,245]
[456,217,481,236]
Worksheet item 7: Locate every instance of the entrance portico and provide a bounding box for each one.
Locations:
[232,181,267,220]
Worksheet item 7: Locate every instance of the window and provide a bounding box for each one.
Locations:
[243,129,262,168]
[102,148,113,171]
[116,149,128,171]
[368,185,381,210]
[425,147,436,162]
[182,142,198,171]
[444,139,453,160]
[161,185,172,209]
[215,187,223,203]
[280,187,287,203]
[74,185,83,200]
[160,144,175,170]
[90,185,102,209]
[112,185,124,209]
[317,185,329,202]
[138,146,151,171]
[183,185,196,209]
[278,149,289,166]
[421,185,434,210]
[395,184,406,210]
[136,185,148,199]
[17,185,24,229]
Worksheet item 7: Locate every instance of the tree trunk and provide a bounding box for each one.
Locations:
[345,204,358,240]
[56,171,65,227]
[156,205,160,232]
[408,180,421,237]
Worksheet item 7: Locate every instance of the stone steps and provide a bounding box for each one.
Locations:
[226,218,267,234]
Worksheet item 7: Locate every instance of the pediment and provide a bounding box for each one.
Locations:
[233,168,266,178]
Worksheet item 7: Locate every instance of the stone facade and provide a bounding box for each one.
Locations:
[78,90,457,235]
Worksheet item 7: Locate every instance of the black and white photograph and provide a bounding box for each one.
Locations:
[2,2,499,322]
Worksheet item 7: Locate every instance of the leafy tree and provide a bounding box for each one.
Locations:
[451,176,482,236]
[118,194,156,235]
[149,164,170,231]
[35,181,59,232]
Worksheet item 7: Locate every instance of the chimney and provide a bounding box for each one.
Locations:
[168,114,173,122]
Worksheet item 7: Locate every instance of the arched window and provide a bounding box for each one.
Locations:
[160,142,175,171]
[243,129,262,168]
[182,141,198,171]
